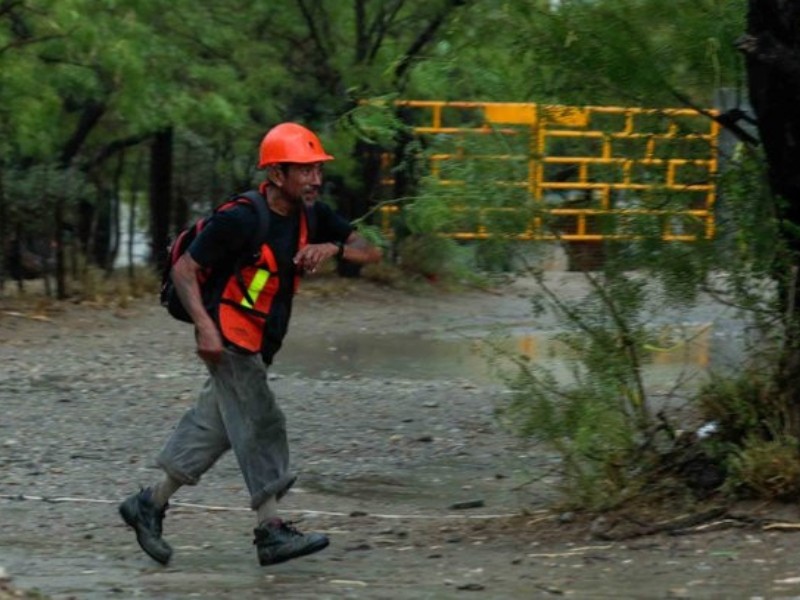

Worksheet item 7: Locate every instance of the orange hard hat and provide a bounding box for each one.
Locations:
[258,122,334,167]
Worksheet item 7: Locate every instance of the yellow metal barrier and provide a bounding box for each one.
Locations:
[379,100,719,242]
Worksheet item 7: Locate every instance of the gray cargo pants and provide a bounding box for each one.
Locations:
[156,348,296,509]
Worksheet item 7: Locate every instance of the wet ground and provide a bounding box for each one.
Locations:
[3,273,800,599]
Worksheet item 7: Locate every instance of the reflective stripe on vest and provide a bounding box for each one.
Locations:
[241,269,270,309]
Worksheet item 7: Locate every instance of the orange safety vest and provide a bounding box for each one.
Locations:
[217,208,309,354]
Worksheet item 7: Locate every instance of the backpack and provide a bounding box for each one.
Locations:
[160,190,270,323]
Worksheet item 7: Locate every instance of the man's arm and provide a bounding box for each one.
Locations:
[171,253,224,364]
[339,231,383,264]
[293,231,382,273]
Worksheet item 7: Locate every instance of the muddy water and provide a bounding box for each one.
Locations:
[280,322,743,390]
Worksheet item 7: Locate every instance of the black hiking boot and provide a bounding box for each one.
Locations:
[254,518,329,566]
[119,488,173,565]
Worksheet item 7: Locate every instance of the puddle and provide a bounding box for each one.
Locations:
[278,323,742,389]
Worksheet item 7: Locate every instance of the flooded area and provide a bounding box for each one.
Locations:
[281,320,744,393]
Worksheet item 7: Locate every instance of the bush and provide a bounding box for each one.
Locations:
[726,436,800,500]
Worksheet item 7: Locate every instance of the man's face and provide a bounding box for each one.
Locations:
[280,162,324,204]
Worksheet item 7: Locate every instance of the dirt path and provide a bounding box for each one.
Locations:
[3,275,800,599]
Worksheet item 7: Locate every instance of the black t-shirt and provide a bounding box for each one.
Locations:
[187,198,353,363]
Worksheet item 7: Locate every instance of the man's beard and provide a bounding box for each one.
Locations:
[300,186,320,202]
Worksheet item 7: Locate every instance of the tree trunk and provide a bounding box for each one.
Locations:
[0,164,6,293]
[741,0,800,432]
[54,196,67,299]
[127,149,146,280]
[106,151,125,276]
[149,127,173,272]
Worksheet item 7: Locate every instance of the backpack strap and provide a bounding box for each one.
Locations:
[236,189,271,257]
[226,190,271,309]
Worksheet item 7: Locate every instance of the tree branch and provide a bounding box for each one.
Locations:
[296,0,330,61]
[84,133,153,172]
[393,0,468,87]
[669,87,760,147]
[355,0,368,61]
[0,32,63,55]
[1,1,65,55]
[59,101,107,168]
[367,0,405,63]
[0,0,24,18]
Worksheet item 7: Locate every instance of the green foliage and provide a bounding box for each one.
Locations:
[474,238,515,272]
[394,234,480,285]
[1,0,747,282]
[696,370,783,444]
[713,148,786,318]
[680,153,800,504]
[497,268,666,509]
[533,0,745,106]
[726,436,800,501]
[403,189,454,235]
[695,368,800,502]
[503,357,644,510]
[494,142,800,510]
[2,163,89,230]
[494,144,800,510]
[343,99,408,147]
[411,0,745,106]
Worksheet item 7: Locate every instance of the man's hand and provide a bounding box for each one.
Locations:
[293,242,340,274]
[172,252,225,365]
[195,322,224,365]
[294,233,382,273]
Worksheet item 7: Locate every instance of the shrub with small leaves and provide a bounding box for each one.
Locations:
[726,436,800,501]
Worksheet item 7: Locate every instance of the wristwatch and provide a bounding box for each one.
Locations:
[334,241,345,259]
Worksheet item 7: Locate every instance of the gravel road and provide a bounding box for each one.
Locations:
[3,274,800,599]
